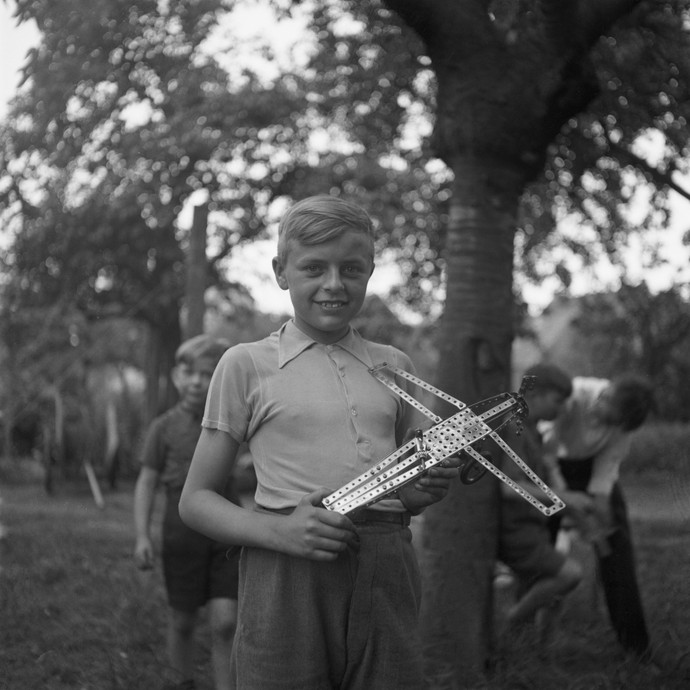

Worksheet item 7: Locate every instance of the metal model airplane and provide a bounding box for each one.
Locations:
[322,363,565,518]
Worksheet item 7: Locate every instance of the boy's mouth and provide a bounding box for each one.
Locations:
[317,301,347,310]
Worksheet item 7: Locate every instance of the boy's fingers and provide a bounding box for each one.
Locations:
[318,523,358,545]
[301,528,359,561]
[304,487,334,506]
[300,488,356,530]
[423,466,459,482]
[439,455,463,469]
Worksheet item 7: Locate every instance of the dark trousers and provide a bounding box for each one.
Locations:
[231,521,424,689]
[552,458,650,657]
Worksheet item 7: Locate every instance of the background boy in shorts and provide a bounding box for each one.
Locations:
[497,363,582,636]
[179,195,460,690]
[134,335,238,690]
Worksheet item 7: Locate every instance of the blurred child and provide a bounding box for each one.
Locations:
[134,335,236,690]
[497,364,582,637]
[179,195,460,689]
[543,373,654,659]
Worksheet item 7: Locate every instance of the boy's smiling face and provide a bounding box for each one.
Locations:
[272,230,375,344]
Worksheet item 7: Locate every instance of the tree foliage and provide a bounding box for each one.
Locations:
[296,1,690,292]
[572,282,690,420]
[0,0,316,417]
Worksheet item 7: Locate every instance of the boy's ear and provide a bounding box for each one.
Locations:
[170,365,183,391]
[272,256,289,290]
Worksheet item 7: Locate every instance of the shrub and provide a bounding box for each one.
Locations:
[625,423,690,477]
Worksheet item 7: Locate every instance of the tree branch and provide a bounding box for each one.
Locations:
[606,136,690,202]
[578,0,645,46]
[382,0,496,55]
[535,0,581,49]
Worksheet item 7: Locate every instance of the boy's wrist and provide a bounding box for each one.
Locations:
[397,489,424,515]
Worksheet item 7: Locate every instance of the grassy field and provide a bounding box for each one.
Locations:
[1,434,689,690]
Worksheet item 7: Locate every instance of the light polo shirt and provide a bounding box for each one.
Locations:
[542,377,629,496]
[202,320,423,510]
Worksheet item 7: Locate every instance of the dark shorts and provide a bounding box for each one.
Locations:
[162,489,239,612]
[499,504,565,582]
[231,518,424,690]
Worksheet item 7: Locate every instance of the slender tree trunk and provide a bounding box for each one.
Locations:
[184,201,208,339]
[2,401,13,461]
[419,155,521,687]
[143,320,180,423]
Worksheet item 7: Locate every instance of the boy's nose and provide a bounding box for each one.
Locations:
[323,267,344,291]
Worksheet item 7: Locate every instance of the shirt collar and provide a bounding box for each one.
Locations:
[278,320,374,369]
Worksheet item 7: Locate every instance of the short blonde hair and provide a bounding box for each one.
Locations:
[175,334,229,368]
[276,195,375,263]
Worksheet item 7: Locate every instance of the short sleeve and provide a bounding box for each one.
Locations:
[202,345,255,443]
[140,416,166,472]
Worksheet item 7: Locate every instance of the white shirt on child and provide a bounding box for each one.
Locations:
[202,320,422,511]
[541,376,629,496]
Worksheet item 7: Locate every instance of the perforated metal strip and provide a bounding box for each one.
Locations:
[323,399,520,514]
[369,362,459,424]
[322,362,565,517]
[461,438,565,516]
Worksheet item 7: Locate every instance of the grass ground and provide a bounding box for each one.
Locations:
[1,455,689,689]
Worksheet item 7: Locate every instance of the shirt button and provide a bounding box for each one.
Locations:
[351,408,358,416]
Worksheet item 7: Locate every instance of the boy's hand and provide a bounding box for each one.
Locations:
[134,536,155,570]
[282,489,359,561]
[399,459,461,514]
[561,490,595,515]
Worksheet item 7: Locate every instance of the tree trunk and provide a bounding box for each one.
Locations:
[379,2,648,685]
[184,201,208,339]
[143,318,181,424]
[2,401,13,461]
[419,155,521,687]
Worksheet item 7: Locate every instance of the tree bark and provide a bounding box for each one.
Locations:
[419,156,521,685]
[143,318,180,424]
[184,201,209,339]
[377,2,645,684]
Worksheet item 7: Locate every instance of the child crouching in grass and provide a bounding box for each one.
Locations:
[497,364,582,641]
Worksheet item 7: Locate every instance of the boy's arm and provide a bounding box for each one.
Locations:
[133,466,159,569]
[179,428,358,560]
[587,432,629,496]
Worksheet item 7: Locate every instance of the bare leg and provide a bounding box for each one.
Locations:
[208,597,237,690]
[167,608,197,684]
[505,558,582,629]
